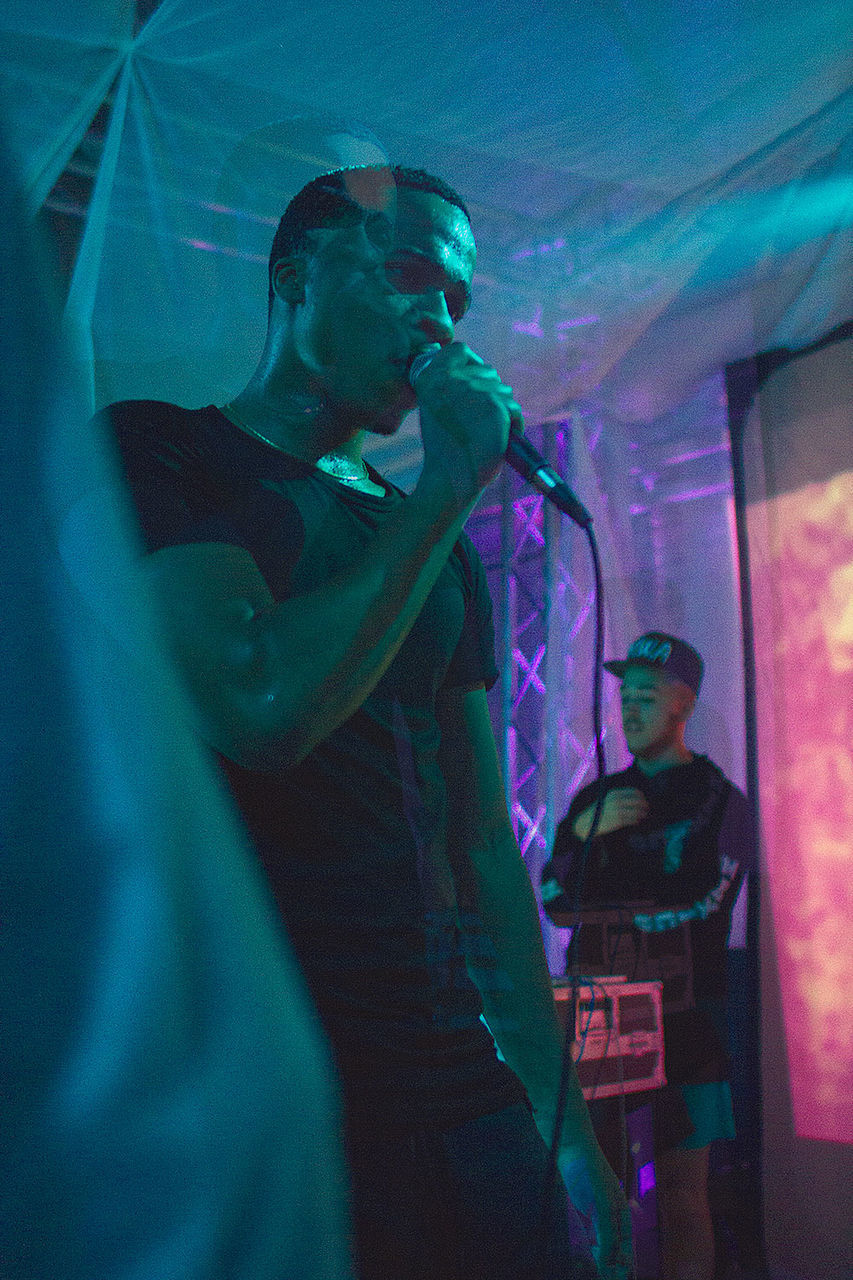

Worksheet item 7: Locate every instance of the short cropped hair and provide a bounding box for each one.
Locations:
[267,165,470,312]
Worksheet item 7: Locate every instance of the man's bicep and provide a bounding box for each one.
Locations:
[145,541,275,660]
[143,541,282,762]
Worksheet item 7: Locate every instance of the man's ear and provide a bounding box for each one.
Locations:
[271,256,306,306]
[680,690,697,722]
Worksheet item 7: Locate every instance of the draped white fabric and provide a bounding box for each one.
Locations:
[1,0,849,437]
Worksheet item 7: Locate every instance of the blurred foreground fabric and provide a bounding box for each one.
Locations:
[0,140,351,1280]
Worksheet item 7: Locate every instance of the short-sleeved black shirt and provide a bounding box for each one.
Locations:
[104,400,526,1127]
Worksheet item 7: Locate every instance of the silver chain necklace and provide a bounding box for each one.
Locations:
[221,401,370,485]
[314,453,371,484]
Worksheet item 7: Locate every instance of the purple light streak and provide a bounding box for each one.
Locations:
[513,304,544,337]
[555,314,600,330]
[511,237,567,261]
[512,644,546,696]
[629,481,731,514]
[513,495,545,548]
[664,442,730,466]
[201,200,278,225]
[183,236,266,263]
[638,1161,656,1197]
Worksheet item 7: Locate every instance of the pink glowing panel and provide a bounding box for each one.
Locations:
[749,469,853,1144]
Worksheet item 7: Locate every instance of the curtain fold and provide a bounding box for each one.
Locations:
[734,327,853,1280]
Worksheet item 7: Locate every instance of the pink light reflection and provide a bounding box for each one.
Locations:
[201,200,278,225]
[511,644,546,701]
[664,443,730,466]
[182,237,266,263]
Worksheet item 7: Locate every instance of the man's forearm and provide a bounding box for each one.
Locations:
[468,831,599,1152]
[442,688,631,1274]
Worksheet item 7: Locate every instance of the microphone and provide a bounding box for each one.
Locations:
[408,346,592,529]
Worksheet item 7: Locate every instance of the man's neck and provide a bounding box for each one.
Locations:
[633,743,693,777]
[224,382,366,466]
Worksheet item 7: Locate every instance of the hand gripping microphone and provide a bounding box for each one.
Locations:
[408,345,592,529]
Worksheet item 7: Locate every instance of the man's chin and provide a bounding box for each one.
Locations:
[366,398,413,437]
[366,416,404,438]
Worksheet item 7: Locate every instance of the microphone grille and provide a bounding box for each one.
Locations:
[407,344,442,387]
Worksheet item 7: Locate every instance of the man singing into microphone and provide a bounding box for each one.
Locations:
[100,165,629,1280]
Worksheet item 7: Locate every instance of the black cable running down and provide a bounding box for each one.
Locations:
[533,515,640,1279]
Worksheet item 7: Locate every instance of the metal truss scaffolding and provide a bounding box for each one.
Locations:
[466,385,741,970]
[467,419,599,909]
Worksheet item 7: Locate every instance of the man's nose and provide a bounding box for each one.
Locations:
[415,289,454,347]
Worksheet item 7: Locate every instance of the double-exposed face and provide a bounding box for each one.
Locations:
[272,185,476,433]
[619,665,694,761]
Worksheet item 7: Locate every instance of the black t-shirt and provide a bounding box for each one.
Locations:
[542,755,753,1082]
[103,400,526,1127]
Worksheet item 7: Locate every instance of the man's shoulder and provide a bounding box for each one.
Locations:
[97,400,253,553]
[689,753,745,798]
[699,755,752,820]
[683,755,754,846]
[99,400,232,494]
[97,399,211,446]
[587,764,636,792]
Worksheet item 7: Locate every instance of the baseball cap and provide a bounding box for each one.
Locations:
[603,632,704,695]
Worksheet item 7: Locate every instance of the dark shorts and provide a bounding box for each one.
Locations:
[344,1102,599,1280]
[590,1080,735,1164]
[678,1080,736,1149]
[589,996,735,1161]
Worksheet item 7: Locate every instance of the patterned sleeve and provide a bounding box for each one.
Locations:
[441,532,499,692]
[633,780,753,933]
[717,780,755,876]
